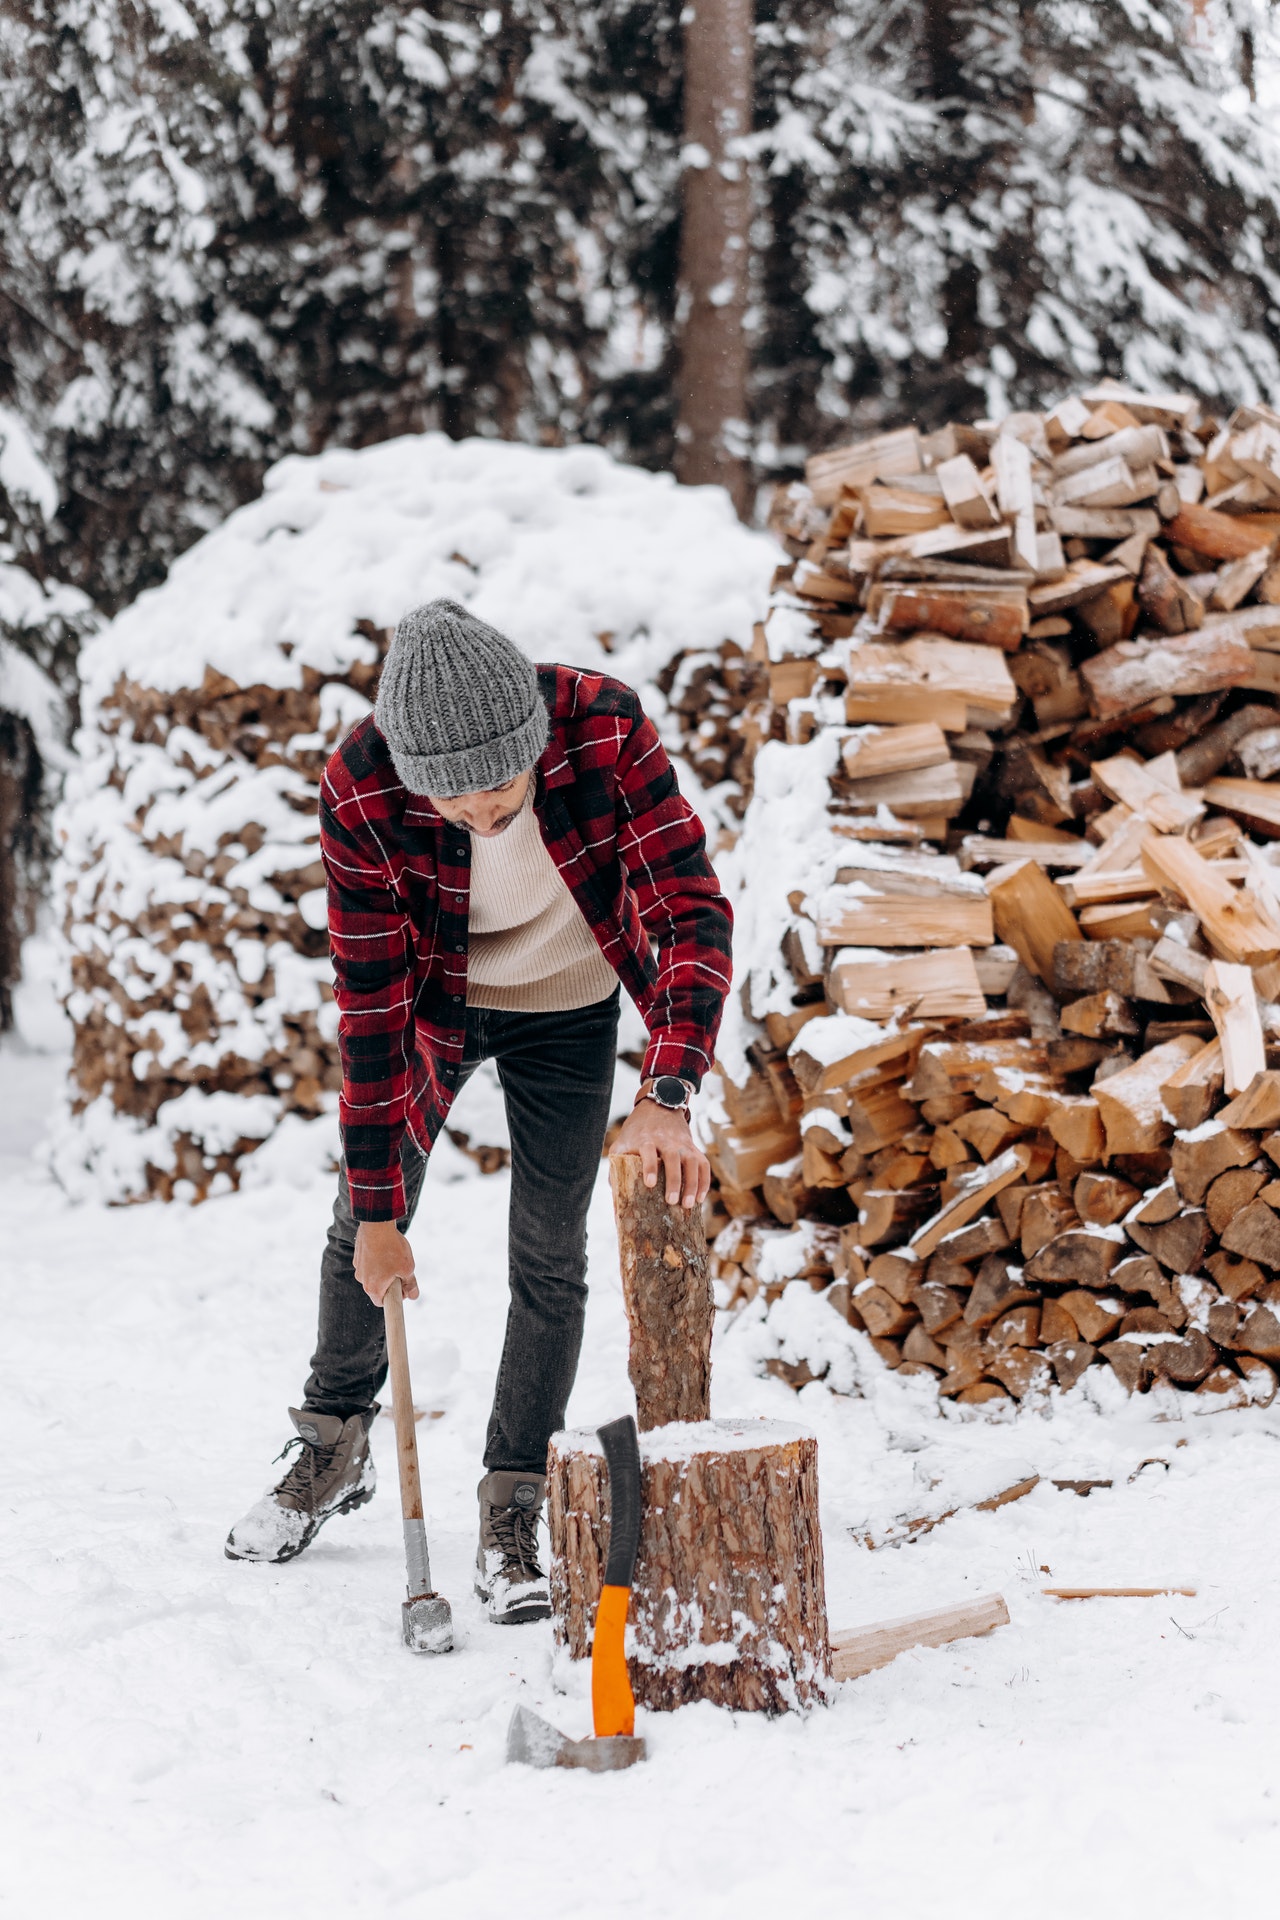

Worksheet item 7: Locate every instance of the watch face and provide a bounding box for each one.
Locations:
[653,1076,688,1108]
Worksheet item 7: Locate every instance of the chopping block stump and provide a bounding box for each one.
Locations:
[547,1154,832,1712]
[549,1417,831,1713]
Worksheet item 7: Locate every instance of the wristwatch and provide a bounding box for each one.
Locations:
[634,1075,693,1116]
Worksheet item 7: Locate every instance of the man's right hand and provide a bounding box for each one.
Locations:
[354,1220,419,1305]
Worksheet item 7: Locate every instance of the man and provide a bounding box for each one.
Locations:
[226,599,732,1622]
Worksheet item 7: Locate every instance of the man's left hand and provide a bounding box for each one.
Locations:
[610,1097,710,1209]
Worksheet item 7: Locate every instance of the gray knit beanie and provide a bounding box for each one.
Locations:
[375,599,549,797]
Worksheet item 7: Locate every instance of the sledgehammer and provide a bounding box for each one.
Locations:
[383,1280,453,1654]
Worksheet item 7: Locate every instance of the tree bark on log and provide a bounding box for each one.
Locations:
[609,1152,713,1429]
[548,1419,831,1713]
[675,0,753,517]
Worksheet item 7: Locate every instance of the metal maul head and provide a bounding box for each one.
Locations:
[402,1591,454,1654]
[505,1705,645,1772]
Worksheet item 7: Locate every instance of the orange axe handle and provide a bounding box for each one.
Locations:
[592,1416,642,1740]
[591,1585,635,1738]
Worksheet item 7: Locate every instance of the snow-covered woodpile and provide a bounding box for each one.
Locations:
[51,433,775,1204]
[681,381,1280,1412]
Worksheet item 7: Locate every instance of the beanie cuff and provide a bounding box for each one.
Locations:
[390,699,549,798]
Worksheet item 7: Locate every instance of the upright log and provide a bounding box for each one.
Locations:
[609,1152,713,1429]
[548,1419,832,1714]
[547,1152,831,1712]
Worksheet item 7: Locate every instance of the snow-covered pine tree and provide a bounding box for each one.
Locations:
[0,0,684,608]
[0,409,94,1026]
[0,2,275,612]
[751,0,1280,461]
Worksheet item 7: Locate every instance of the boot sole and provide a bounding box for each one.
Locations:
[224,1483,375,1564]
[493,1600,552,1624]
[474,1577,552,1624]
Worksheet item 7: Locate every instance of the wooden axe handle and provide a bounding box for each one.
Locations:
[383,1281,423,1524]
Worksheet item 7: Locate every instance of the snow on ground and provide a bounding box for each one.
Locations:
[6,975,1280,1916]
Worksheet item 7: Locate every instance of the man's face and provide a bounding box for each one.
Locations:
[426,770,532,838]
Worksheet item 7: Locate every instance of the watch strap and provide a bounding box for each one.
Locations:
[633,1076,693,1114]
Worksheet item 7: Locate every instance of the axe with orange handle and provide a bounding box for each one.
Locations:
[591,1415,641,1739]
[506,1414,646,1771]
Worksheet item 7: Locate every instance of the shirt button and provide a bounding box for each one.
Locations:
[455,943,465,952]
[452,994,463,1002]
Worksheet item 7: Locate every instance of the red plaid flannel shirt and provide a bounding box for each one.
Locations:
[320,664,733,1221]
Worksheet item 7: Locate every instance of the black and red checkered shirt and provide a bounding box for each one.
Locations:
[320,664,733,1220]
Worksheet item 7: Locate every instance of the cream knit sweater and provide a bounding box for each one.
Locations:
[465,793,618,1012]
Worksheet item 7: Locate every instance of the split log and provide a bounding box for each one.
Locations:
[547,1419,831,1713]
[1053,939,1138,998]
[1127,1208,1212,1275]
[1219,1072,1280,1131]
[1046,1095,1106,1162]
[1161,1040,1224,1130]
[806,426,921,505]
[1081,629,1255,721]
[1136,545,1204,634]
[712,1121,801,1195]
[1093,1035,1203,1155]
[868,583,1028,651]
[841,723,951,780]
[1023,1228,1123,1289]
[861,484,950,538]
[1060,992,1139,1039]
[1221,1200,1280,1269]
[986,858,1083,985]
[936,455,1000,530]
[964,1255,1037,1327]
[828,946,986,1022]
[908,1143,1034,1258]
[609,1153,712,1428]
[1058,1290,1125,1343]
[1043,1585,1196,1600]
[829,1593,1010,1681]
[1141,834,1280,966]
[1203,961,1266,1094]
[1203,777,1280,836]
[1048,1339,1097,1390]
[988,1347,1053,1398]
[1164,502,1273,560]
[851,1469,1038,1545]
[815,888,993,949]
[1170,1124,1255,1206]
[1175,703,1279,786]
[1075,1171,1142,1226]
[1040,1297,1078,1344]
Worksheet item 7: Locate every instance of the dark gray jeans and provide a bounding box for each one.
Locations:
[302,988,621,1473]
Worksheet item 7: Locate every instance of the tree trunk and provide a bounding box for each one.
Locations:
[548,1419,832,1713]
[675,0,753,518]
[0,711,39,1033]
[609,1152,713,1429]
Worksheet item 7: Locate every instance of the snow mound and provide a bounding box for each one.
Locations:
[52,433,776,1204]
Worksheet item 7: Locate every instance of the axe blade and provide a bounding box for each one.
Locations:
[505,1705,645,1772]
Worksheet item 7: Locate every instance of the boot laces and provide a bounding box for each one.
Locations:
[273,1435,337,1508]
[492,1503,542,1580]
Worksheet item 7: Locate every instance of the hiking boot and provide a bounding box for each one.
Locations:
[224,1407,378,1563]
[474,1470,551,1623]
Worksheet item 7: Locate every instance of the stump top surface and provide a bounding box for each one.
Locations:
[552,1416,814,1462]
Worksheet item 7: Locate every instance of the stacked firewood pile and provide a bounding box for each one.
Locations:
[58,642,384,1200]
[687,381,1280,1409]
